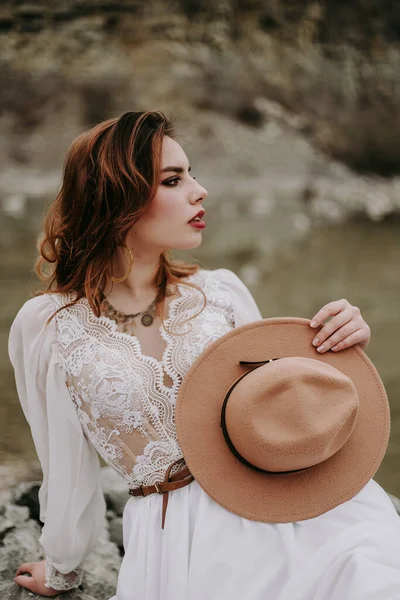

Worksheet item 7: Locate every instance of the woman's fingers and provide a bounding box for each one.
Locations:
[15,563,35,592]
[309,299,371,353]
[14,574,36,592]
[310,299,350,329]
[15,563,34,577]
[311,308,354,352]
[330,329,366,352]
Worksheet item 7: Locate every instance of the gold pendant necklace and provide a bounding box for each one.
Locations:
[139,297,158,327]
[100,293,159,331]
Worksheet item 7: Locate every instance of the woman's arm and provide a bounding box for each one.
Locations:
[8,296,106,593]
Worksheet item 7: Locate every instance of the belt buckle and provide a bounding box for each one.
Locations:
[154,481,163,494]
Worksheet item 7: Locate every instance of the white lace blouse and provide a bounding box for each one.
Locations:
[8,268,262,590]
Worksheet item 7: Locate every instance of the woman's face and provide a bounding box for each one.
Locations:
[127,136,208,253]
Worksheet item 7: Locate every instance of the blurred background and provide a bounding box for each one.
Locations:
[1,0,399,497]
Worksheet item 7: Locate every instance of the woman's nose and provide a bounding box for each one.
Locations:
[193,181,208,202]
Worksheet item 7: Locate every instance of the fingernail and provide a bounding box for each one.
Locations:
[313,338,320,346]
[317,345,325,353]
[332,345,338,351]
[310,320,318,328]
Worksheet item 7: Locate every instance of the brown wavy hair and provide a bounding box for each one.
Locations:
[35,110,206,331]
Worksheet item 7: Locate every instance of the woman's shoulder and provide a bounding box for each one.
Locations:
[9,294,63,364]
[14,293,59,322]
[197,267,247,290]
[200,267,263,325]
[190,267,238,282]
[190,268,254,307]
[10,293,68,342]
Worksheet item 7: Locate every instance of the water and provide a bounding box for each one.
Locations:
[1,204,399,497]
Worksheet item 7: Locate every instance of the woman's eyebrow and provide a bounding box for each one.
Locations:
[161,165,191,174]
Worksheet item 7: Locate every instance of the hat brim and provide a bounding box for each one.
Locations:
[175,318,390,523]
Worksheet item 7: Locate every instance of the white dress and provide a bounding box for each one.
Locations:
[8,268,400,600]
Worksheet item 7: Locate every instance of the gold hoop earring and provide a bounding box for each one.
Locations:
[110,244,134,284]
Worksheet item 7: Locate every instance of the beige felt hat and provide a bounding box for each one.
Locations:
[175,318,390,523]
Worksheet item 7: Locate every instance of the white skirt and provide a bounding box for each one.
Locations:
[109,479,400,600]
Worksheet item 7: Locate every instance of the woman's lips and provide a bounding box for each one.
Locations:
[188,220,206,229]
[188,210,205,223]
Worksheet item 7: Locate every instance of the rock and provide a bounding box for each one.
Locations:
[0,8,14,32]
[0,504,30,536]
[0,462,42,492]
[0,519,43,580]
[108,516,123,550]
[0,490,12,511]
[15,6,47,19]
[81,527,121,599]
[0,479,122,600]
[100,467,128,517]
[13,484,41,522]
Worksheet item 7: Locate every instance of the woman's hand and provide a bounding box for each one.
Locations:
[310,299,371,353]
[15,560,62,597]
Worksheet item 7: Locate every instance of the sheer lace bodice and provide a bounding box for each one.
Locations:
[49,269,236,488]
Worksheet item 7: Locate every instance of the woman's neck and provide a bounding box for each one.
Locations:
[107,246,163,303]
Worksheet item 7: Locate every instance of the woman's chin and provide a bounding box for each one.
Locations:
[172,236,203,251]
[188,237,203,250]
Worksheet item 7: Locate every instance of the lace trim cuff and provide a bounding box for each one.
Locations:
[44,558,84,590]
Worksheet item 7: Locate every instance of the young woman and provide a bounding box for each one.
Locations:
[9,111,373,598]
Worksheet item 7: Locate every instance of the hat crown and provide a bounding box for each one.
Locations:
[224,357,360,473]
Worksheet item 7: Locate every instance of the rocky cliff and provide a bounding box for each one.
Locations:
[1,0,400,229]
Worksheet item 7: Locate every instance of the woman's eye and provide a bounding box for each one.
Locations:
[163,177,180,187]
[162,174,196,187]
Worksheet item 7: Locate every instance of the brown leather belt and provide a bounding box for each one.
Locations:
[129,458,194,529]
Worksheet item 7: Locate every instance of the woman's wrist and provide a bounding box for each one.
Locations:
[45,557,84,591]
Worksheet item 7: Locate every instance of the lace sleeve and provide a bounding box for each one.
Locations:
[8,295,106,591]
[45,559,84,590]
